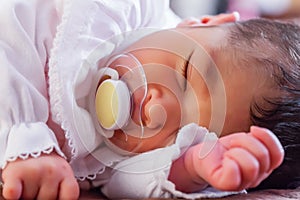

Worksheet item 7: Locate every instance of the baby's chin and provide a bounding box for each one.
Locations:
[107,125,178,154]
[107,129,153,154]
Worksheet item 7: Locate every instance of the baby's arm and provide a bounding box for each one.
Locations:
[169,126,284,193]
[0,1,79,199]
[1,153,79,200]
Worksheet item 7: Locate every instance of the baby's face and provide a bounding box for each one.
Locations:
[108,25,268,153]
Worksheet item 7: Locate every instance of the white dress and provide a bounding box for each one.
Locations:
[0,0,243,198]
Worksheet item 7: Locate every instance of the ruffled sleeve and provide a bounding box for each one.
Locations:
[47,0,180,179]
[0,0,64,168]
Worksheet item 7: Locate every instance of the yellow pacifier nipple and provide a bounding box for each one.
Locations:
[95,79,131,130]
[94,53,147,140]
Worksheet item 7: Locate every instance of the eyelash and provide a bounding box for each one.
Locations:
[180,59,188,90]
[180,59,189,78]
[179,52,193,90]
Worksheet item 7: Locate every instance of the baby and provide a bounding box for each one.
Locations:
[1,0,297,199]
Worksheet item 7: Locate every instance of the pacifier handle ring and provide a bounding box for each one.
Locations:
[94,52,148,139]
[98,67,119,80]
[113,53,147,138]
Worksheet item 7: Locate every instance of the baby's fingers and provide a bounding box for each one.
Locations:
[249,126,284,172]
[221,133,271,175]
[209,157,241,190]
[2,178,22,200]
[36,180,59,200]
[223,148,259,190]
[59,177,80,200]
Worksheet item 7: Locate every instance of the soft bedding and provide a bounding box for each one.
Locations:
[0,187,300,199]
[77,187,300,199]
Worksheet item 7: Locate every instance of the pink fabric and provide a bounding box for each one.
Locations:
[227,0,260,20]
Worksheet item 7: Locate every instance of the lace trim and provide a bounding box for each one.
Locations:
[48,0,99,162]
[2,145,65,169]
[75,153,127,181]
[76,166,106,181]
[48,0,88,161]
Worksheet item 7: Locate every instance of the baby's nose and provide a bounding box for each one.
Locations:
[142,87,167,129]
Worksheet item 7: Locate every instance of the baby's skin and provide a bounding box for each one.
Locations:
[169,126,284,193]
[2,153,79,200]
[1,126,283,199]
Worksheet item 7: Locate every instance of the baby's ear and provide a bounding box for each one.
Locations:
[177,12,240,28]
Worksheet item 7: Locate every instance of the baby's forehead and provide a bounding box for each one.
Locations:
[215,46,279,103]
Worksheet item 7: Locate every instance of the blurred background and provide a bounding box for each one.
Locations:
[170,0,300,20]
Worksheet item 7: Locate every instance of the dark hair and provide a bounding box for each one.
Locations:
[228,19,300,189]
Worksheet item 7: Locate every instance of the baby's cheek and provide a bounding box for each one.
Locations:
[146,104,167,129]
[164,95,182,130]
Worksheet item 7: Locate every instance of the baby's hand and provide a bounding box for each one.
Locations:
[177,12,239,28]
[193,126,284,191]
[1,153,79,199]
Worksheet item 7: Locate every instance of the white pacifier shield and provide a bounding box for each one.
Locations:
[95,79,131,131]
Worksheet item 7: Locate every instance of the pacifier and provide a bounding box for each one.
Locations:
[95,53,147,137]
[95,75,131,130]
